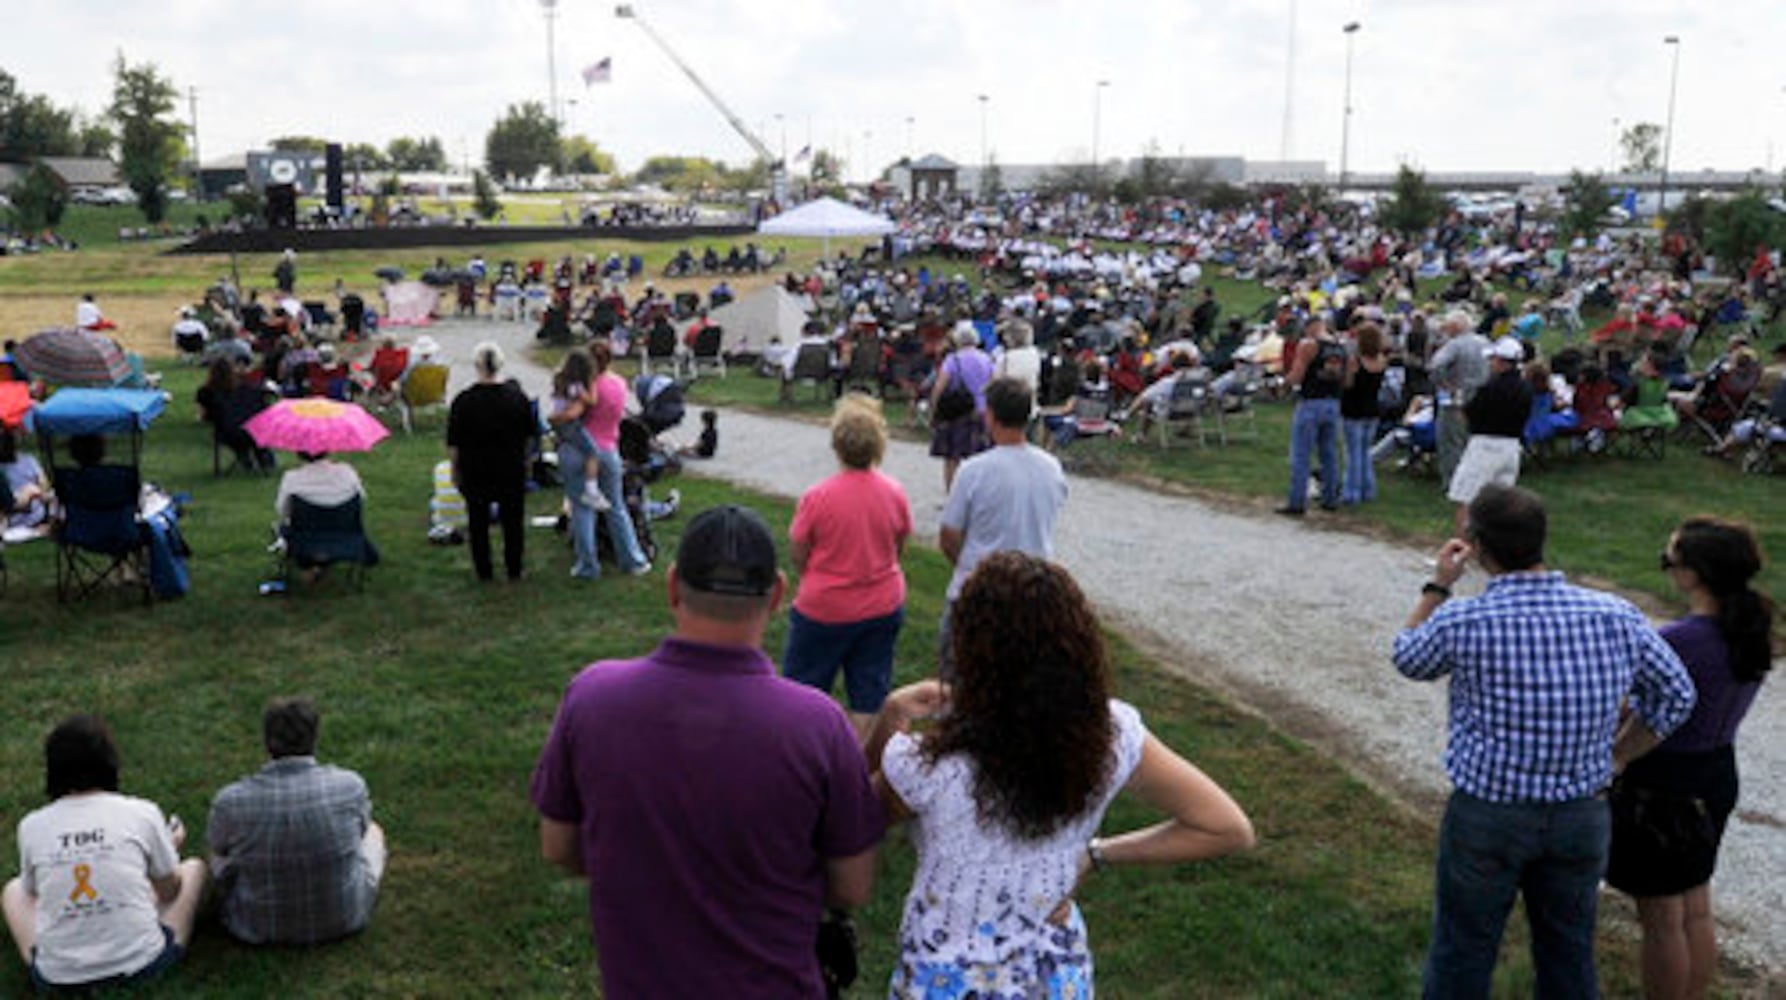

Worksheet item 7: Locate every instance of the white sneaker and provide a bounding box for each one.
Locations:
[627,561,653,577]
[583,482,612,511]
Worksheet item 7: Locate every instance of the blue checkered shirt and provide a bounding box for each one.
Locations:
[208,756,377,944]
[1393,571,1696,804]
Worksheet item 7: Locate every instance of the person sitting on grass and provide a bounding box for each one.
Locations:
[3,715,207,994]
[0,427,52,534]
[208,697,386,946]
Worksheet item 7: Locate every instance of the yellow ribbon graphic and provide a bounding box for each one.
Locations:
[69,864,97,902]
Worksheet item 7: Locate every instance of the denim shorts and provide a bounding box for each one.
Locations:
[32,924,182,995]
[783,606,904,713]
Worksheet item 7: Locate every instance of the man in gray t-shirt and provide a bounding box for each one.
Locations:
[937,377,1068,675]
[1428,308,1490,489]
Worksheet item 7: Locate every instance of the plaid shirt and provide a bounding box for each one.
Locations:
[208,756,376,944]
[1394,571,1695,804]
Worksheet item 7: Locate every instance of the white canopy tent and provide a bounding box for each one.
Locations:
[708,285,812,355]
[758,196,896,257]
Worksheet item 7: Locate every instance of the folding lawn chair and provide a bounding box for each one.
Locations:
[400,364,450,435]
[53,464,151,605]
[281,495,378,592]
[690,326,727,379]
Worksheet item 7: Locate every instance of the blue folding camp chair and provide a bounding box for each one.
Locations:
[281,495,379,592]
[53,464,151,604]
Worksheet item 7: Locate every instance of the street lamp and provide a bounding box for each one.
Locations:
[1338,21,1360,193]
[1091,80,1110,172]
[977,94,990,171]
[541,0,561,129]
[1659,35,1681,221]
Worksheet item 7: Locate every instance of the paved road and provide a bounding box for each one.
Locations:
[430,316,1785,976]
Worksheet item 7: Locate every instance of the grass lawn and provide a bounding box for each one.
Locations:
[0,364,1660,997]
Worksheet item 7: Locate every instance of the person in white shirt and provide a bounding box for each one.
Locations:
[75,293,116,332]
[171,308,209,358]
[275,452,367,523]
[3,715,207,992]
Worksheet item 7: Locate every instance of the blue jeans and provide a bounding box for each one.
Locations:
[783,606,904,713]
[1341,417,1378,504]
[562,444,648,577]
[1425,791,1610,1000]
[1286,397,1341,510]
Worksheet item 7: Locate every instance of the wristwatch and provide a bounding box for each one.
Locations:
[1421,581,1452,600]
[1086,838,1109,873]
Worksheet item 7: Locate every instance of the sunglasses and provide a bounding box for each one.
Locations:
[1659,552,1677,572]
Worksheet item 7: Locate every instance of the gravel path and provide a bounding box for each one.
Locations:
[435,316,1785,977]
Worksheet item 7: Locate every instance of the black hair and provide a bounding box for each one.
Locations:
[1672,518,1776,683]
[69,433,105,468]
[701,409,717,427]
[984,376,1033,430]
[45,714,120,799]
[0,430,15,464]
[1467,484,1547,572]
[263,697,321,758]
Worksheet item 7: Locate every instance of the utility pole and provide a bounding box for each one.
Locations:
[1658,35,1681,222]
[187,86,201,201]
[1091,80,1110,173]
[1280,0,1297,160]
[1338,22,1360,193]
[542,0,561,130]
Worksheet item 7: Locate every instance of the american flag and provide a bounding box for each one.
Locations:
[582,58,612,86]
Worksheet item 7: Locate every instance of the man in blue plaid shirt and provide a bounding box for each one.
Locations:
[1394,485,1695,999]
[208,698,386,945]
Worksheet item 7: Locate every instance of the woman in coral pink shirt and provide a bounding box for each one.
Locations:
[784,395,913,738]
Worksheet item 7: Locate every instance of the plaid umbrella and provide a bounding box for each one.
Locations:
[245,398,391,454]
[12,328,130,387]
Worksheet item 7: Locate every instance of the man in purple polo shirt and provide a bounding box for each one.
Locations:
[531,504,883,998]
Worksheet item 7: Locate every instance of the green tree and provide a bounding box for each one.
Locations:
[979,155,1003,200]
[809,149,842,186]
[1620,122,1662,173]
[268,135,329,153]
[559,135,615,176]
[1378,164,1445,236]
[344,142,389,172]
[8,163,67,231]
[484,103,560,182]
[0,69,81,158]
[471,169,502,220]
[107,55,183,223]
[720,157,772,194]
[1203,183,1250,212]
[634,155,723,193]
[1704,189,1784,277]
[1560,169,1617,237]
[76,118,114,158]
[1133,143,1181,200]
[387,135,446,172]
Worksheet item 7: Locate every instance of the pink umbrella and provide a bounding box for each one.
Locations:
[245,398,391,454]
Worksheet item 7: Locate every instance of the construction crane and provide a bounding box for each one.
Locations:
[615,4,787,205]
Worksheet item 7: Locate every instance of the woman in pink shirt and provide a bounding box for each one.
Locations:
[548,342,650,579]
[784,395,913,738]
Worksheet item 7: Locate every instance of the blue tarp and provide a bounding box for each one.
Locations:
[26,389,167,436]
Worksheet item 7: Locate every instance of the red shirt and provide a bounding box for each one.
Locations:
[789,468,912,623]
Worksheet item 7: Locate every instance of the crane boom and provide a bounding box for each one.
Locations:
[616,5,786,201]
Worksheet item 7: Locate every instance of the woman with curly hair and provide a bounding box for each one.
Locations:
[865,552,1254,998]
[1609,517,1775,1000]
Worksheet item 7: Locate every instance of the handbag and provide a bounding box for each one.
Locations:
[1609,776,1716,857]
[933,383,975,424]
[816,909,858,999]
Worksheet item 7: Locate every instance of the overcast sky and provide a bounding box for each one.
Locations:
[4,0,1782,182]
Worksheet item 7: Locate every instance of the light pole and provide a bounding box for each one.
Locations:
[187,86,201,201]
[774,113,786,168]
[1338,21,1360,193]
[1658,35,1681,221]
[1091,79,1110,174]
[1610,116,1621,175]
[905,115,915,160]
[541,0,561,129]
[977,94,989,169]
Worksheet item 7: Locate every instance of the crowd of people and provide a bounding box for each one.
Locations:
[5,179,1782,996]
